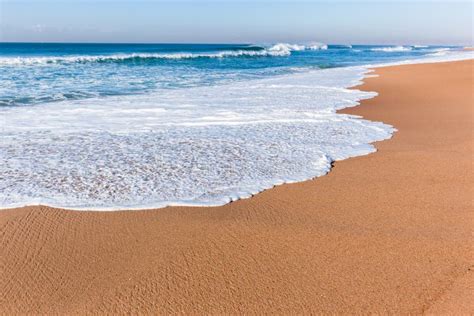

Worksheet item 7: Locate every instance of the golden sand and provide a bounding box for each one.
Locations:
[1,60,472,314]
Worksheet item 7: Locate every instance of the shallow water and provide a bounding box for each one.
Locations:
[0,43,471,209]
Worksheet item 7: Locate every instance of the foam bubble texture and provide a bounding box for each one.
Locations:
[1,66,394,210]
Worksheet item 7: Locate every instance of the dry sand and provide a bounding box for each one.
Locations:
[1,60,473,314]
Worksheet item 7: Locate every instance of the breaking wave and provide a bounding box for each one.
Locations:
[427,48,451,57]
[0,42,328,65]
[371,46,413,52]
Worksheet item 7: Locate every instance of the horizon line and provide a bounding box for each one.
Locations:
[0,41,466,47]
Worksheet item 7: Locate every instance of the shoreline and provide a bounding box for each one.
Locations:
[1,60,473,313]
[3,53,472,212]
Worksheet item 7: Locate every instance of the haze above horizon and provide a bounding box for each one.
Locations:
[0,1,472,45]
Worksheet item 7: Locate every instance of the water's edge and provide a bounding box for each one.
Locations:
[4,67,384,211]
[2,53,472,211]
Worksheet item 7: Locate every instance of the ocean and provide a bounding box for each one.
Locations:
[0,43,471,209]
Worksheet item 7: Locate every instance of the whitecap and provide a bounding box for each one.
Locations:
[371,46,413,52]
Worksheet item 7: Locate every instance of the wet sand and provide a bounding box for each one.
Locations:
[1,60,472,314]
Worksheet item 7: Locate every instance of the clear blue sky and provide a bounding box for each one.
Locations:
[0,0,472,45]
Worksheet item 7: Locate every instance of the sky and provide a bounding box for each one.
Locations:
[0,0,472,45]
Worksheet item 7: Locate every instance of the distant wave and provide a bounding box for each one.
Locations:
[307,42,329,50]
[0,50,285,65]
[267,42,327,54]
[0,42,328,65]
[371,46,413,52]
[427,48,451,57]
[269,43,306,52]
[329,44,353,50]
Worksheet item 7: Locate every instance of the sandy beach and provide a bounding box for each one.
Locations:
[0,60,472,314]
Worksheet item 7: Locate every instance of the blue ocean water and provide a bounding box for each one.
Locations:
[0,43,471,210]
[0,43,460,107]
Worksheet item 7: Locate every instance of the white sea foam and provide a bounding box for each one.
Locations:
[370,49,472,67]
[264,42,326,55]
[1,48,471,211]
[268,43,306,53]
[307,42,329,50]
[0,66,394,210]
[268,42,328,53]
[0,49,290,66]
[371,46,413,52]
[0,43,329,66]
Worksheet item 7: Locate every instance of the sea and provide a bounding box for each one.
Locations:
[0,42,472,210]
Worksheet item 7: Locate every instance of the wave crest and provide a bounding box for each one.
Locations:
[307,42,329,50]
[267,42,328,54]
[0,49,289,65]
[427,48,451,57]
[371,46,413,52]
[0,42,329,65]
